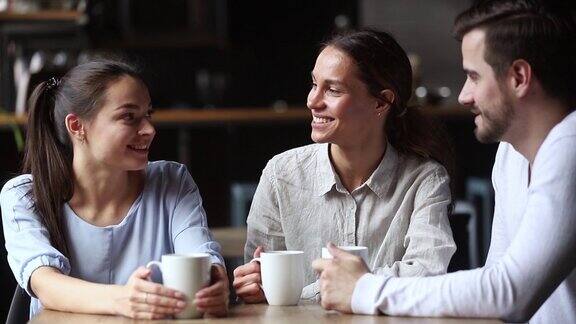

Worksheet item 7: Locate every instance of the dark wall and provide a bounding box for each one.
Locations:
[0,131,21,322]
[94,0,359,109]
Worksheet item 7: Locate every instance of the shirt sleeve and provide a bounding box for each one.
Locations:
[0,180,71,298]
[170,166,224,266]
[244,161,286,263]
[373,167,456,277]
[351,137,576,323]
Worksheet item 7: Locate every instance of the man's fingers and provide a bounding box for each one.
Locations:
[312,258,332,272]
[320,294,332,310]
[327,242,351,259]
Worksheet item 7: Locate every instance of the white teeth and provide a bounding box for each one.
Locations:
[313,116,332,124]
[129,144,148,150]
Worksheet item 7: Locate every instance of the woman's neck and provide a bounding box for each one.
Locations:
[69,157,144,226]
[330,137,387,193]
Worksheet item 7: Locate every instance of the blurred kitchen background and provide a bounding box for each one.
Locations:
[0,0,497,320]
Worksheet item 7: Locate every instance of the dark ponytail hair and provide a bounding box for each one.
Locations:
[323,29,454,175]
[22,60,143,257]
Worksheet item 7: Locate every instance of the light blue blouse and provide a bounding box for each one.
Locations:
[0,161,224,317]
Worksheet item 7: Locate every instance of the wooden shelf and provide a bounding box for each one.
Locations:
[0,10,83,22]
[0,105,471,128]
[0,113,25,126]
[152,107,310,126]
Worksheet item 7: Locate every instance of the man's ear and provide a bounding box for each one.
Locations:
[376,89,395,116]
[508,59,532,98]
[65,113,85,142]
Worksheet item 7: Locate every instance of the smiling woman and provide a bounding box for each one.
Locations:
[233,29,456,304]
[0,60,229,320]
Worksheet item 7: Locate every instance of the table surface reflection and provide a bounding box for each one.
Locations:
[30,302,502,323]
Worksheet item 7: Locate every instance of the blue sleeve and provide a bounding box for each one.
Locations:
[170,166,224,266]
[0,178,71,298]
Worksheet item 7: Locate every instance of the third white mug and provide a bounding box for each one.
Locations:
[321,245,369,264]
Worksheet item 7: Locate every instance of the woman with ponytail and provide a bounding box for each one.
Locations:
[0,60,229,319]
[233,29,456,303]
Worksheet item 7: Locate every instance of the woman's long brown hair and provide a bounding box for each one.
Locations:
[22,60,142,258]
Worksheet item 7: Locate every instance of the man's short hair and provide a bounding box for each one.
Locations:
[454,0,576,108]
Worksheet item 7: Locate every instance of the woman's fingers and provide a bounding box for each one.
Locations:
[233,272,261,290]
[132,302,182,314]
[195,294,227,307]
[130,266,152,280]
[131,311,169,320]
[235,282,263,297]
[197,281,226,298]
[135,278,184,299]
[233,262,260,278]
[239,289,266,304]
[142,291,187,308]
[253,246,264,258]
[197,305,228,317]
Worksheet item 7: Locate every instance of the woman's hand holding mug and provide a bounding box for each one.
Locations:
[194,264,230,317]
[116,266,186,319]
[233,246,266,303]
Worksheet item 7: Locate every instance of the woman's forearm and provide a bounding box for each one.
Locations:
[30,266,124,315]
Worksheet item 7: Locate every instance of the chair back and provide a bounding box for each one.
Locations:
[6,286,29,324]
[448,200,480,272]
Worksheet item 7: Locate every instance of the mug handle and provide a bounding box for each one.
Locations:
[249,258,264,291]
[146,261,162,272]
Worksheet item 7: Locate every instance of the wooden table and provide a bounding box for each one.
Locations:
[30,302,501,323]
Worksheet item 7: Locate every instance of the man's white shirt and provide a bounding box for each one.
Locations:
[351,111,576,323]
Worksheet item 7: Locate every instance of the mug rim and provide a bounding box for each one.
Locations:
[322,245,367,251]
[261,250,304,256]
[162,252,211,259]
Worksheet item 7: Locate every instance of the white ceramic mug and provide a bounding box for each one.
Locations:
[146,253,211,319]
[251,251,304,306]
[321,245,369,264]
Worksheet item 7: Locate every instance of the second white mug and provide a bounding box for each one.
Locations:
[251,251,304,306]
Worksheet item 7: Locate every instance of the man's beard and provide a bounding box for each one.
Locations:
[474,97,514,143]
